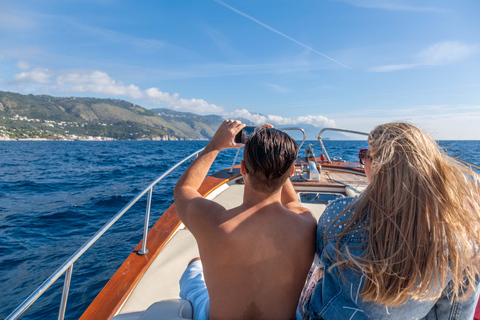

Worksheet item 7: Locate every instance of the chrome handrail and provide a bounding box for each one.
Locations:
[228,127,306,173]
[317,128,369,163]
[6,148,205,320]
[281,127,307,150]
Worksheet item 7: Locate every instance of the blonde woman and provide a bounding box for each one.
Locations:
[302,123,480,319]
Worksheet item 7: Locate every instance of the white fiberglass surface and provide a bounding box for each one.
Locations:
[118,229,199,314]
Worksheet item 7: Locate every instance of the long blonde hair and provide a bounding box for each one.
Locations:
[331,122,480,306]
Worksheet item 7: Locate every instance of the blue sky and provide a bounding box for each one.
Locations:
[1,0,479,139]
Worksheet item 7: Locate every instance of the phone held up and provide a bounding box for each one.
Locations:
[234,126,256,144]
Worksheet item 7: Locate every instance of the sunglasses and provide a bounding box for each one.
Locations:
[358,149,371,165]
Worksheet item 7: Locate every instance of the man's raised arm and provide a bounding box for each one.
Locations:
[174,120,245,231]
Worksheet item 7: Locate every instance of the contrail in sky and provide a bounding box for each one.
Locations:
[214,0,354,71]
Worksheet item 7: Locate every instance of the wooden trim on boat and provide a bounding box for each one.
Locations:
[80,169,241,320]
[296,158,365,174]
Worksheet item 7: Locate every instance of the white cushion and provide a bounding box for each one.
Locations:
[111,299,193,320]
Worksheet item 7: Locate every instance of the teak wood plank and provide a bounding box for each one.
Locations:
[80,174,234,320]
[296,158,365,174]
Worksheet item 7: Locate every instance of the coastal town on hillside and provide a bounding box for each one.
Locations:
[0,114,183,141]
[0,92,220,141]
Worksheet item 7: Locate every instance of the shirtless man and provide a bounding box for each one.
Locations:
[174,120,316,320]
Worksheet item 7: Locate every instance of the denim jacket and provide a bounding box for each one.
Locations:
[303,197,480,320]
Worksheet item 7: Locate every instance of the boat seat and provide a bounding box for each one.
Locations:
[111,299,193,320]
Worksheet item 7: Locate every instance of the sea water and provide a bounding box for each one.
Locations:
[0,140,479,319]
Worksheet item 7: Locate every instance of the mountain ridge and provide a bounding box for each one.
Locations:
[0,91,224,140]
[0,91,356,141]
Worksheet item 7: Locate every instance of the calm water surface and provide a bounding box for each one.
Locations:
[0,140,479,319]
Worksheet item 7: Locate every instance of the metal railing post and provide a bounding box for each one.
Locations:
[278,128,307,151]
[317,128,369,162]
[228,148,242,174]
[58,265,73,320]
[138,187,153,255]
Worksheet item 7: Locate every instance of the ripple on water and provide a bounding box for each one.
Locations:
[0,140,479,319]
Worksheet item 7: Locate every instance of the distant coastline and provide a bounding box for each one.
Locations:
[0,91,223,141]
[0,136,208,141]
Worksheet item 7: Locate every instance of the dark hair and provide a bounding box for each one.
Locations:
[243,127,299,193]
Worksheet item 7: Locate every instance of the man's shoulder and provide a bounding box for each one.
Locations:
[296,208,317,228]
[282,201,315,221]
[273,205,317,238]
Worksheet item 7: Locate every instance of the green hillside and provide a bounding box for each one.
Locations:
[0,91,224,140]
[152,108,223,139]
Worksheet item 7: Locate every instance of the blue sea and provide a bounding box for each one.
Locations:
[1,140,479,319]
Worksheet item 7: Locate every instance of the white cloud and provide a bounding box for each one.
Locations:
[15,60,31,70]
[333,104,480,140]
[231,109,268,124]
[8,68,223,114]
[71,22,168,54]
[144,88,223,113]
[12,68,51,83]
[205,27,242,59]
[144,88,172,101]
[335,0,441,12]
[368,41,478,72]
[367,63,418,72]
[337,114,480,140]
[417,41,478,65]
[228,109,335,128]
[57,71,144,99]
[0,11,36,31]
[265,83,290,94]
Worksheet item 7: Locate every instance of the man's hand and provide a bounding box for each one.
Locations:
[208,120,246,151]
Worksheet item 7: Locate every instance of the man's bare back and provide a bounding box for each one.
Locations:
[175,120,316,319]
[199,203,315,319]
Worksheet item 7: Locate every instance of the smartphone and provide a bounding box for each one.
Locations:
[234,126,256,144]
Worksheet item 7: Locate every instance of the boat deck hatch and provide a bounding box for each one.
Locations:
[299,192,345,204]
